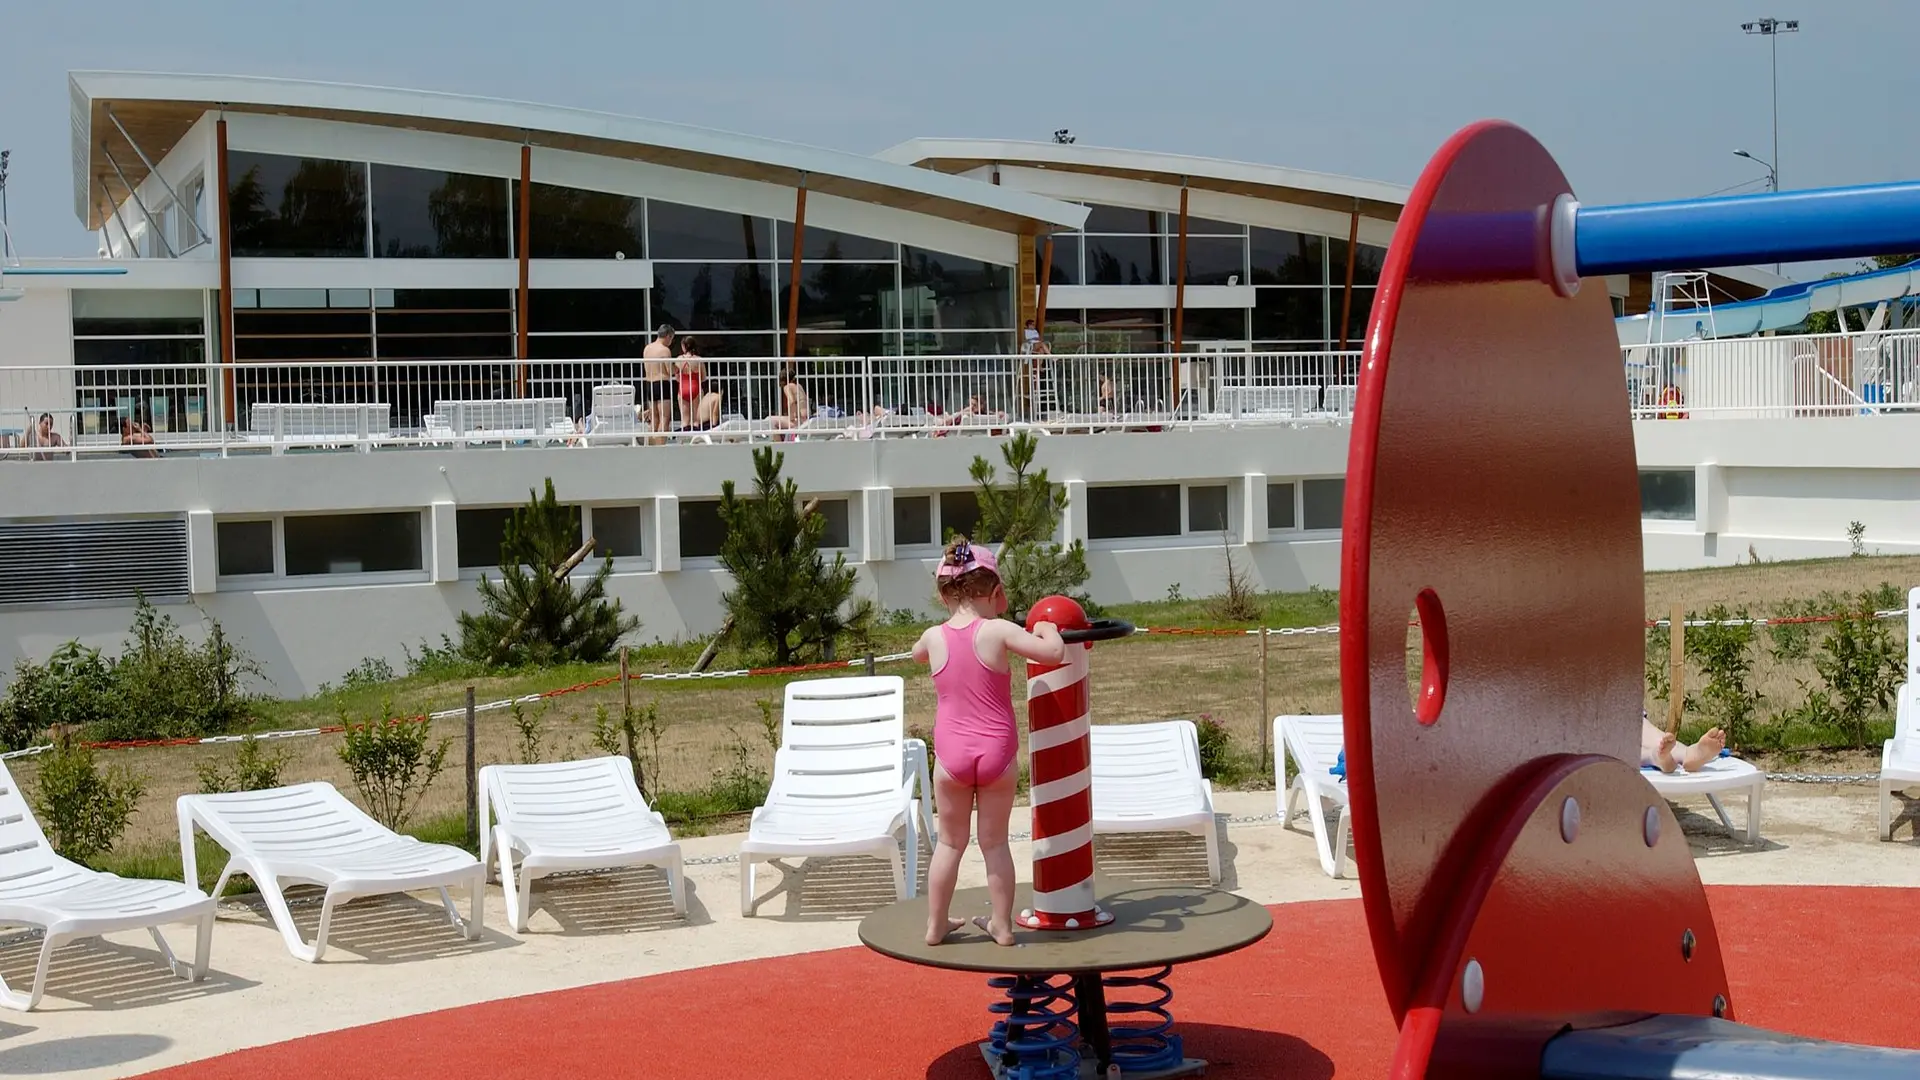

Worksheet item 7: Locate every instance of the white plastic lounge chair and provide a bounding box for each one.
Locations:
[1881,589,1920,840]
[1643,757,1764,844]
[479,756,685,932]
[1883,683,1920,840]
[1276,714,1352,878]
[178,783,485,962]
[1089,720,1220,882]
[741,675,923,915]
[0,760,214,1010]
[779,675,931,842]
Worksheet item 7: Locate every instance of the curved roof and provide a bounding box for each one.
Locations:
[68,71,1089,234]
[877,138,1410,221]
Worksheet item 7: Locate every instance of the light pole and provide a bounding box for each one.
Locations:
[0,149,11,261]
[1733,149,1777,192]
[1734,149,1781,272]
[1741,18,1799,193]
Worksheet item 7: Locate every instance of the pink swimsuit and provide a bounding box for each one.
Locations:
[931,621,1019,786]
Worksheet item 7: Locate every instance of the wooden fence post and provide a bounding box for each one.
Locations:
[1667,604,1686,735]
[464,687,478,853]
[1258,628,1271,774]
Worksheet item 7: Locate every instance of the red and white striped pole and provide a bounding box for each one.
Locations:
[1021,596,1111,931]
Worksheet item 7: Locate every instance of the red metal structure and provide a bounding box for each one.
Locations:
[1020,596,1111,931]
[1340,121,1919,1080]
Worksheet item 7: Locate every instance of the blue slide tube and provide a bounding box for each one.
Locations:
[1575,182,1920,276]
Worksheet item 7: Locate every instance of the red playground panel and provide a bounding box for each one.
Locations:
[1339,120,1920,1079]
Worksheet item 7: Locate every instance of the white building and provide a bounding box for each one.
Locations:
[3,71,1918,696]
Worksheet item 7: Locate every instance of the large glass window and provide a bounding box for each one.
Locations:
[1267,482,1296,530]
[777,222,894,262]
[284,512,422,576]
[71,290,210,435]
[528,289,651,333]
[1188,484,1230,533]
[652,263,775,332]
[1175,234,1247,286]
[1082,204,1162,233]
[1081,309,1165,353]
[1181,309,1249,342]
[894,495,932,547]
[939,491,981,542]
[1039,234,1081,285]
[524,183,645,259]
[371,165,511,258]
[1640,470,1696,520]
[791,262,896,332]
[457,508,515,569]
[901,247,1013,333]
[814,499,851,549]
[1084,234,1164,286]
[1302,479,1346,531]
[1088,484,1182,540]
[679,500,728,559]
[649,201,771,261]
[1252,288,1327,344]
[1332,240,1388,287]
[227,152,368,258]
[1250,228,1324,287]
[592,506,646,559]
[216,520,275,576]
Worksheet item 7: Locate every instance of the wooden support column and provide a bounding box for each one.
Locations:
[215,117,236,430]
[516,144,532,394]
[785,176,807,357]
[1337,206,1361,351]
[1171,181,1190,399]
[1036,237,1055,335]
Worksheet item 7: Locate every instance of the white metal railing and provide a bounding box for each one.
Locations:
[0,350,1363,459]
[1622,327,1920,419]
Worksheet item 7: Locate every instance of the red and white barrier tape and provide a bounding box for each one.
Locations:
[5,607,1907,762]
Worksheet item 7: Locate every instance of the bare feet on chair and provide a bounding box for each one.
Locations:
[1655,731,1680,774]
[1683,727,1726,772]
[926,917,965,946]
[972,915,1015,946]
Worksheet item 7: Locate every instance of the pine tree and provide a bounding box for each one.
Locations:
[458,478,638,666]
[965,430,1092,615]
[717,448,872,665]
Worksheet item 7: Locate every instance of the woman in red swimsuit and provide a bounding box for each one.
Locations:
[676,338,706,432]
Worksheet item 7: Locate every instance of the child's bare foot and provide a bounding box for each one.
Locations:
[1683,728,1726,772]
[1655,732,1680,774]
[972,915,1016,946]
[926,917,965,946]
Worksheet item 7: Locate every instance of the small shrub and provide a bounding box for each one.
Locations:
[510,700,549,765]
[1808,592,1904,747]
[593,701,664,798]
[403,635,475,680]
[1686,605,1761,747]
[1848,520,1866,557]
[1207,533,1262,623]
[1194,714,1244,783]
[104,597,262,743]
[0,642,117,749]
[340,656,397,689]
[336,700,451,831]
[30,734,145,866]
[756,697,782,753]
[197,735,292,794]
[886,608,923,628]
[716,448,873,664]
[1165,583,1185,604]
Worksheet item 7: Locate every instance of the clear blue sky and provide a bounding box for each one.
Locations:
[3,0,1913,277]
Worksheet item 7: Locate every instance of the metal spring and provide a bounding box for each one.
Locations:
[987,973,1081,1080]
[1104,965,1183,1072]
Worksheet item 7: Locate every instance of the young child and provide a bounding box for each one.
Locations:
[913,538,1066,947]
[1640,710,1728,773]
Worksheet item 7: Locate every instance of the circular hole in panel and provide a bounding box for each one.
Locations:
[1407,588,1450,725]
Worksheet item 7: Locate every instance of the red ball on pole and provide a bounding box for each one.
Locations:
[1021,596,1111,930]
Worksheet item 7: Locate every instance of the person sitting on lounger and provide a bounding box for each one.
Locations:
[1640,711,1726,773]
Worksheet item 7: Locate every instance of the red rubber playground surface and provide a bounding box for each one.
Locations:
[137,886,1918,1079]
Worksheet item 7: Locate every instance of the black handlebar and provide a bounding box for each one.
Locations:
[1010,613,1136,643]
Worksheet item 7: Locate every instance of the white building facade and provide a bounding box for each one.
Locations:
[2,73,1916,697]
